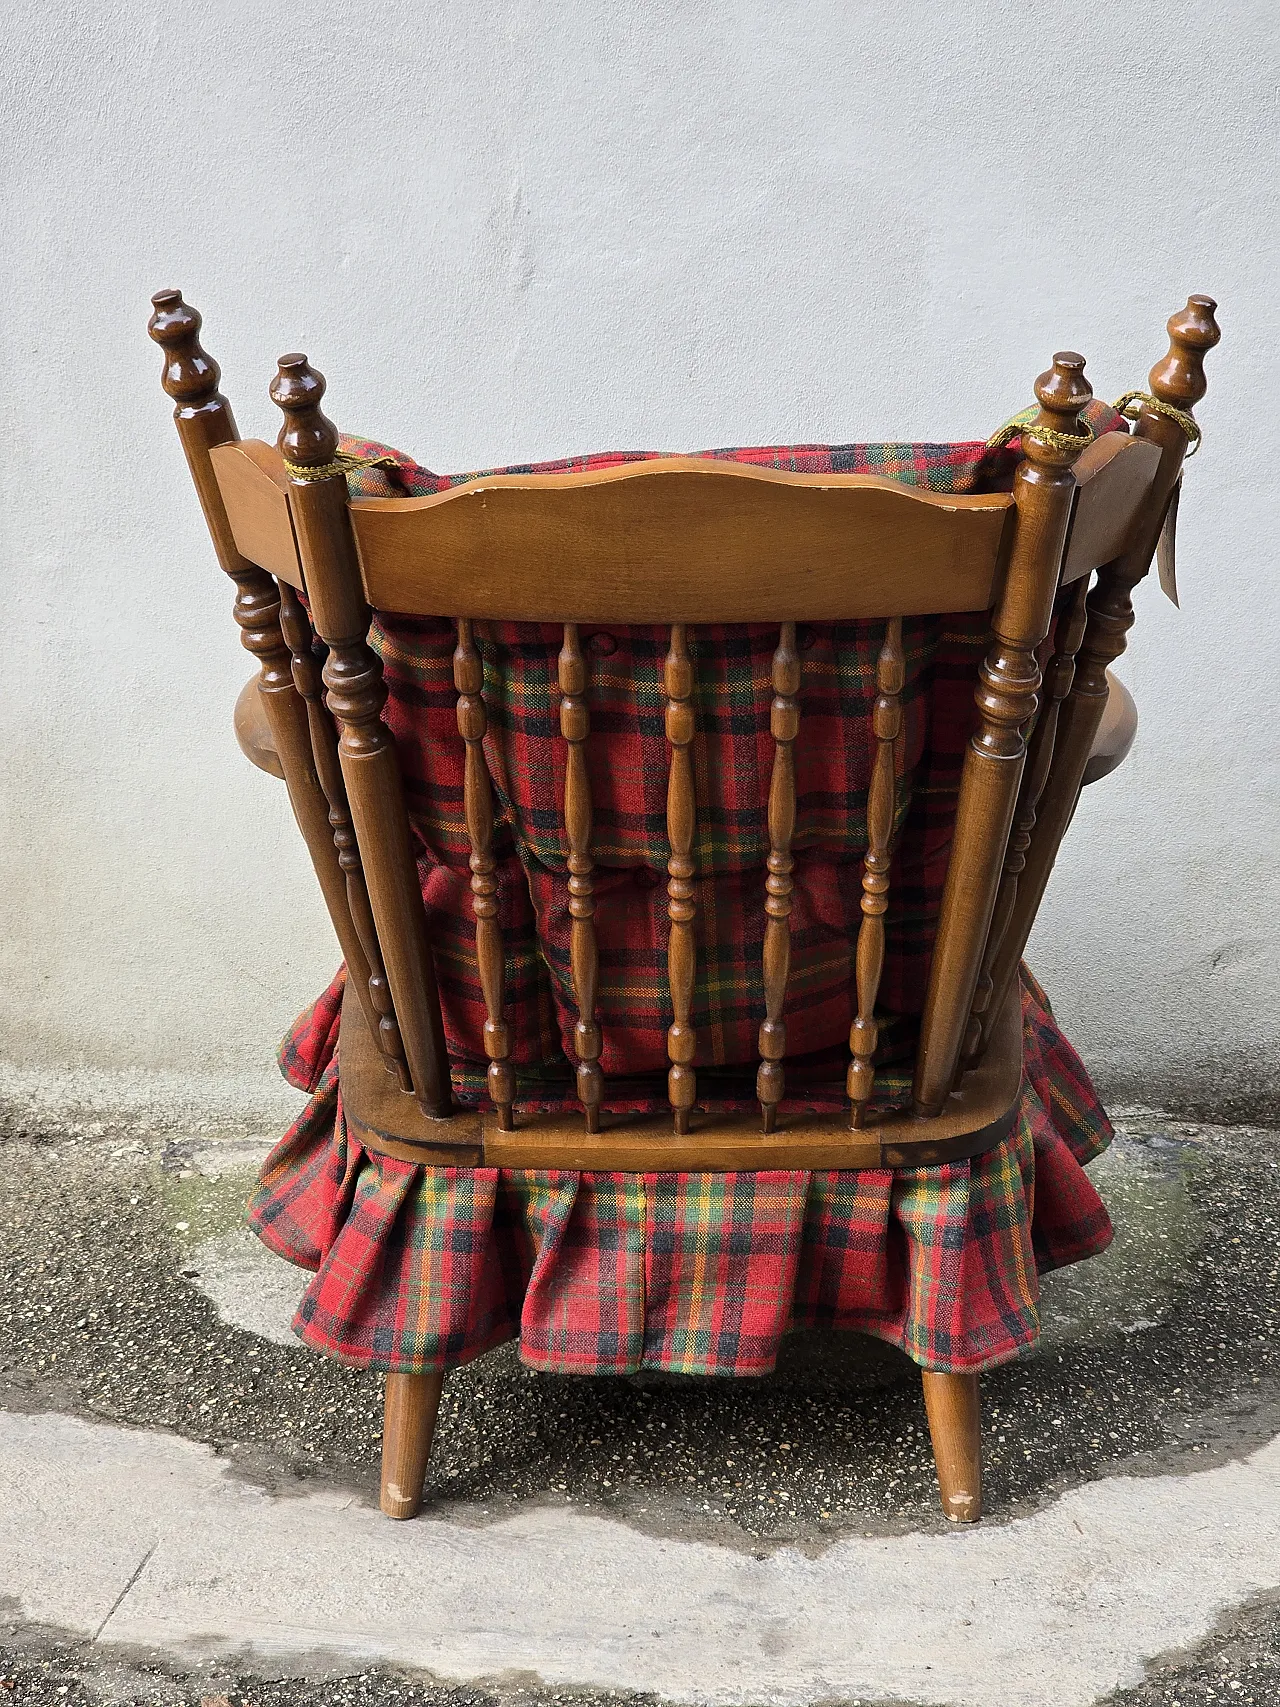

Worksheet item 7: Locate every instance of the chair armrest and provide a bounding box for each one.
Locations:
[1081,669,1137,786]
[233,674,285,780]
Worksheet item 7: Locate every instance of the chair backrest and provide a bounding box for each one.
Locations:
[149,290,1219,1160]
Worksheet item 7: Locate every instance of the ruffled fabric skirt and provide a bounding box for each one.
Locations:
[249,967,1113,1376]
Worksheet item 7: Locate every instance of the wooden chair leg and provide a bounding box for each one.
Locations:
[380,1369,445,1520]
[922,1369,983,1523]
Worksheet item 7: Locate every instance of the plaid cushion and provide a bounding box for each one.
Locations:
[248,965,1112,1375]
[249,417,1122,1376]
[340,402,1124,1109]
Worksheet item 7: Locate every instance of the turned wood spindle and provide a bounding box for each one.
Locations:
[913,353,1094,1117]
[961,572,1091,1068]
[277,582,412,1090]
[559,624,604,1132]
[988,297,1221,1037]
[847,617,904,1128]
[664,623,698,1134]
[757,623,800,1133]
[454,619,516,1130]
[271,352,453,1118]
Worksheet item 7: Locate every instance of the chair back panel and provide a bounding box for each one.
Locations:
[308,351,1100,1135]
[153,291,1219,1159]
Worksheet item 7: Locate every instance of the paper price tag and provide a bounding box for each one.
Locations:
[1157,478,1181,607]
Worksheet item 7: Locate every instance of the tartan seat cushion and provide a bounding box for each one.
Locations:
[248,413,1121,1375]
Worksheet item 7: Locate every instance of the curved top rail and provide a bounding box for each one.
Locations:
[346,456,1014,623]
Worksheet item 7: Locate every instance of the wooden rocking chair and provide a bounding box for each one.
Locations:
[150,290,1218,1522]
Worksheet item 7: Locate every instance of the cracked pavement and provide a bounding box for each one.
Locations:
[1,1111,1279,1704]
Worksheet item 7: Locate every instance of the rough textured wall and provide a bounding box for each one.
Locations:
[3,0,1277,1117]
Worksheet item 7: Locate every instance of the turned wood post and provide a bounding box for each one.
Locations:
[962,573,1091,1067]
[913,353,1094,1116]
[990,296,1221,1029]
[271,353,453,1118]
[147,291,375,1023]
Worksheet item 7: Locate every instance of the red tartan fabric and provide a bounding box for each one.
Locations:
[250,965,1112,1375]
[248,418,1122,1376]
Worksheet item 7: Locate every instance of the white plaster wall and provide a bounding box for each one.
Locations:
[3,0,1277,1116]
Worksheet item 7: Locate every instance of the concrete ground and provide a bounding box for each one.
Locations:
[1,1108,1279,1705]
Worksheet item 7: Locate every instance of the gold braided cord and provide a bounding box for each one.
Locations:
[986,392,1203,457]
[984,407,1095,454]
[1113,390,1202,455]
[282,450,402,483]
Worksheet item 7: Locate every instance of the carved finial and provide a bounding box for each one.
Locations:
[1149,294,1221,410]
[270,353,339,470]
[147,289,224,413]
[1022,352,1093,468]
